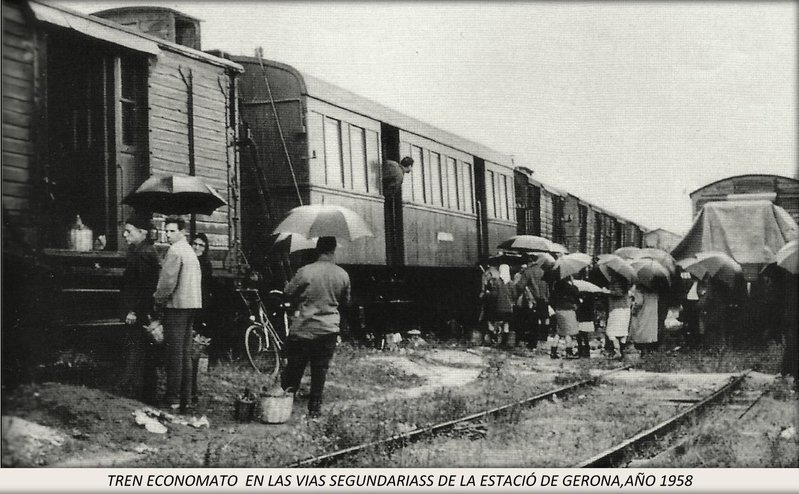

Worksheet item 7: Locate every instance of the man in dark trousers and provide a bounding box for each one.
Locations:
[153,216,202,411]
[282,236,351,417]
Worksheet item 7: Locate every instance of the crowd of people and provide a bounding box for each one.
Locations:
[117,210,352,419]
[477,251,798,375]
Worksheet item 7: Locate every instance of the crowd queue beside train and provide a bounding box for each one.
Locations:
[3,1,796,391]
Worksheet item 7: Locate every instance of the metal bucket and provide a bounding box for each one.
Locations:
[504,331,516,348]
[234,399,256,422]
[260,395,293,424]
[623,347,641,365]
[469,329,482,345]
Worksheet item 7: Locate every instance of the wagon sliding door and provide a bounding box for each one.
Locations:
[45,33,147,251]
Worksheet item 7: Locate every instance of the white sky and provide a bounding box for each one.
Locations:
[59,1,798,235]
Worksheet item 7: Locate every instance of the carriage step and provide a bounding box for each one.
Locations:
[62,318,125,328]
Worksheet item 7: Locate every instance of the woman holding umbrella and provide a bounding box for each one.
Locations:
[629,258,670,353]
[629,283,659,353]
[549,277,581,358]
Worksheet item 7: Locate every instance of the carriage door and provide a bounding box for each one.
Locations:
[381,124,404,267]
[473,157,489,261]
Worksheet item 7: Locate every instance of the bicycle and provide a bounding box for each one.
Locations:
[237,287,290,379]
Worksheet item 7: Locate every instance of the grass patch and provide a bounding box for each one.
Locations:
[637,342,784,374]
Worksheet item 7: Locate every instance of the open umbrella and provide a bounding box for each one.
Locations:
[636,248,678,275]
[122,175,227,215]
[551,252,593,280]
[630,258,671,291]
[614,246,642,260]
[551,243,569,255]
[571,279,609,294]
[272,232,318,253]
[272,204,374,241]
[530,252,556,269]
[497,235,558,253]
[678,251,742,289]
[486,251,526,266]
[597,254,637,284]
[773,239,798,274]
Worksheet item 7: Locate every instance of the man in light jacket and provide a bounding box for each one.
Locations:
[153,216,202,411]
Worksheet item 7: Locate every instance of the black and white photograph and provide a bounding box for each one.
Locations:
[1,0,797,486]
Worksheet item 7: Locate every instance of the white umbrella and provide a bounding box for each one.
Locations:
[551,253,593,280]
[273,232,318,253]
[570,279,609,294]
[497,235,558,253]
[272,204,374,241]
[597,254,637,284]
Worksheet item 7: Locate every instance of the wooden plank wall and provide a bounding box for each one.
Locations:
[147,49,236,250]
[403,206,478,268]
[2,0,37,249]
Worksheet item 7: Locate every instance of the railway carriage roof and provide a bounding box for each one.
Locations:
[28,1,243,72]
[236,56,513,167]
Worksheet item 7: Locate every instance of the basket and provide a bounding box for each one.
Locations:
[260,394,293,424]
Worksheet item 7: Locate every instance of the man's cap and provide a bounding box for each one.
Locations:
[125,214,153,231]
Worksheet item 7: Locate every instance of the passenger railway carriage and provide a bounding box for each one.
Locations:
[231,55,518,326]
[3,1,648,361]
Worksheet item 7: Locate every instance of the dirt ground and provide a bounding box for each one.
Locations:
[1,342,796,468]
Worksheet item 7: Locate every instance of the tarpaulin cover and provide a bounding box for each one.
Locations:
[671,200,798,264]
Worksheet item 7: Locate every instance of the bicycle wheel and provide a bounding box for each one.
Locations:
[244,324,280,378]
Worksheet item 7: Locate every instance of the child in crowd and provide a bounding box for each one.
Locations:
[605,271,632,359]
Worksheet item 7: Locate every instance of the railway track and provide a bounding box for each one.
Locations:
[573,369,752,468]
[287,364,633,468]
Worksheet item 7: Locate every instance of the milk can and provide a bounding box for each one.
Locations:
[67,215,93,251]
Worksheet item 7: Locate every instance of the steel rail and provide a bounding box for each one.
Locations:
[573,369,751,468]
[288,364,632,468]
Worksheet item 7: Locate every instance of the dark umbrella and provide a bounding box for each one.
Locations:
[122,175,227,215]
[630,258,671,291]
[677,251,743,289]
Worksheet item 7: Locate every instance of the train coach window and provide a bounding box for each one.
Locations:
[410,145,425,204]
[500,174,510,220]
[324,117,344,187]
[461,162,474,213]
[446,157,459,210]
[486,171,497,218]
[430,152,443,207]
[349,125,368,192]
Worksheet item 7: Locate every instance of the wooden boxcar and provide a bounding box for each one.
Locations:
[690,174,799,226]
[514,168,644,257]
[230,55,517,329]
[2,1,242,342]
